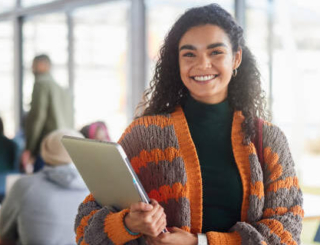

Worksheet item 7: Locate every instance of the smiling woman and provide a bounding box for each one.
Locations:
[74,4,303,245]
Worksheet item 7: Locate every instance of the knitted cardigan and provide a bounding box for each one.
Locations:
[75,107,304,245]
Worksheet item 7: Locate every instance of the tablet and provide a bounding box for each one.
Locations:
[61,136,150,209]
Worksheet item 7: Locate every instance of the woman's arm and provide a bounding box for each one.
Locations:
[75,118,171,245]
[75,195,166,245]
[75,194,141,245]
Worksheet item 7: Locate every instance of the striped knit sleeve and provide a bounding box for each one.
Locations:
[74,119,155,245]
[205,124,303,245]
[74,194,142,245]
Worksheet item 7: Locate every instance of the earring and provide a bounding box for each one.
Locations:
[232,69,238,77]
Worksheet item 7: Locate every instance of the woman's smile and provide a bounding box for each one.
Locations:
[191,74,219,83]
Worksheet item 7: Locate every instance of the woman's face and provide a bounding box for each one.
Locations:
[178,24,242,104]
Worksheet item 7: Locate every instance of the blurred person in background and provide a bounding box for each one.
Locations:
[0,129,88,245]
[0,116,19,203]
[22,54,74,173]
[12,112,27,172]
[75,4,303,245]
[80,121,111,141]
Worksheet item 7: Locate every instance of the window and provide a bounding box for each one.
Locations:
[21,0,55,7]
[272,0,320,187]
[246,0,270,100]
[0,21,15,137]
[0,1,15,13]
[73,1,130,140]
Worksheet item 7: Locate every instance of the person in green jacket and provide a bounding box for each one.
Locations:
[22,54,74,173]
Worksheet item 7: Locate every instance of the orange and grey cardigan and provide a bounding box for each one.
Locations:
[75,107,304,245]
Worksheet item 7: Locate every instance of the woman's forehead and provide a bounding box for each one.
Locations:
[179,24,232,49]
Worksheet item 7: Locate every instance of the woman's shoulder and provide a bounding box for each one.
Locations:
[261,120,290,149]
[117,112,179,160]
[119,113,173,141]
[132,112,172,125]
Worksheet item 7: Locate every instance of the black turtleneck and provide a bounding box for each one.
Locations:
[183,95,243,233]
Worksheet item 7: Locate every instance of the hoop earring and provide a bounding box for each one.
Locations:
[232,69,238,77]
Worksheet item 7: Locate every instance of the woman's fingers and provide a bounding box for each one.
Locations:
[147,211,166,237]
[151,204,165,221]
[154,212,166,228]
[148,202,161,217]
[130,202,153,212]
[156,214,167,234]
[128,200,167,237]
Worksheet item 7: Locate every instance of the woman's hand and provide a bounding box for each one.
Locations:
[145,227,198,245]
[124,199,167,237]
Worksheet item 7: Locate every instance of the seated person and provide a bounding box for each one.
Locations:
[0,129,89,245]
[80,121,111,141]
[0,116,19,203]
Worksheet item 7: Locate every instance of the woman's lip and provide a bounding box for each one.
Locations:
[190,74,218,77]
[191,77,216,84]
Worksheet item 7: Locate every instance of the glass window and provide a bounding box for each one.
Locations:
[272,0,320,206]
[73,1,130,140]
[246,0,270,99]
[0,21,15,137]
[146,0,234,85]
[21,0,55,7]
[0,1,15,13]
[23,13,68,112]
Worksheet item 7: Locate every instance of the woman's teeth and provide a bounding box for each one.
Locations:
[193,75,216,81]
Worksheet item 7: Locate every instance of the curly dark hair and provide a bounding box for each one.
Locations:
[137,4,270,144]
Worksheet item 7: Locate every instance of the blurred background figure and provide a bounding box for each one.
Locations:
[22,54,74,173]
[0,116,19,203]
[315,226,320,243]
[80,121,111,141]
[0,129,88,245]
[12,112,27,173]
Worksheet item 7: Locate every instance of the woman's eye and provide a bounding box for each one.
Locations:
[211,50,222,55]
[183,52,195,57]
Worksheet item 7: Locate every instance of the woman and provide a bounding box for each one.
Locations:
[75,4,303,245]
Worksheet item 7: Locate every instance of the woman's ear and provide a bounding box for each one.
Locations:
[233,48,242,69]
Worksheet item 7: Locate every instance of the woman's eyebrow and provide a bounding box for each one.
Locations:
[179,44,196,51]
[179,42,228,51]
[207,43,227,49]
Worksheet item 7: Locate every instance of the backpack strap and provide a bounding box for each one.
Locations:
[254,118,264,167]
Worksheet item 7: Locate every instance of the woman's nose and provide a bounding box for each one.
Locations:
[196,55,212,69]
